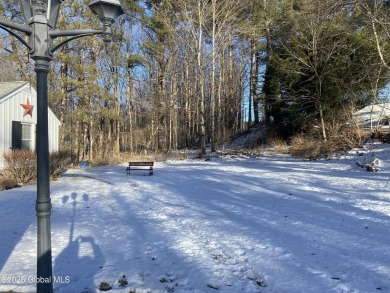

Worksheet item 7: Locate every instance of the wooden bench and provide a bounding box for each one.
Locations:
[126,162,154,176]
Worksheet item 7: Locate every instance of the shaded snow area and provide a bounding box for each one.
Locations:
[1,142,390,293]
[223,126,266,150]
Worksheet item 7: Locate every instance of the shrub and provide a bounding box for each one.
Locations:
[49,150,77,179]
[0,178,18,190]
[3,149,36,184]
[371,130,390,143]
[2,149,76,184]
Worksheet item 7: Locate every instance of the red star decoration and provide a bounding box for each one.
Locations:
[21,98,34,117]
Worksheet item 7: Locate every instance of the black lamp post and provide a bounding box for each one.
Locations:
[0,1,124,292]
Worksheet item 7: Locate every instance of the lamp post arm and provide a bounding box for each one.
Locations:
[49,30,104,54]
[0,24,32,50]
[0,19,32,50]
[0,19,32,34]
[50,29,103,38]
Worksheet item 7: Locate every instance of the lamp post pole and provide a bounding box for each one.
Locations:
[35,58,52,293]
[0,1,125,292]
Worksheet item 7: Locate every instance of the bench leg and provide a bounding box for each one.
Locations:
[126,167,130,175]
[149,167,153,175]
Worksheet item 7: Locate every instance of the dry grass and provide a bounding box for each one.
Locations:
[267,138,289,154]
[289,135,325,160]
[119,152,189,163]
[88,153,154,167]
[88,151,190,167]
[289,125,370,160]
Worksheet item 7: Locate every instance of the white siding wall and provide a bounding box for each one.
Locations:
[0,84,61,169]
[48,108,60,152]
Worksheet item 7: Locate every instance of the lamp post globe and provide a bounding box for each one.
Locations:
[89,0,125,42]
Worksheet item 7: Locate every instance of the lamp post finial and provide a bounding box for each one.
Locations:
[35,0,46,15]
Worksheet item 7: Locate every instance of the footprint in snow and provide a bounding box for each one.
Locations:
[212,253,228,262]
[159,274,178,292]
[159,274,176,283]
[246,270,267,288]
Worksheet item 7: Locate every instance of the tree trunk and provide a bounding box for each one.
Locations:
[210,0,217,152]
[197,1,206,155]
[250,40,260,125]
[158,69,167,153]
[59,61,67,147]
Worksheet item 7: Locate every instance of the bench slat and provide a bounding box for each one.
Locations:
[129,162,154,166]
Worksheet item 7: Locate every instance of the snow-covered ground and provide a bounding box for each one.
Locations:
[1,141,390,293]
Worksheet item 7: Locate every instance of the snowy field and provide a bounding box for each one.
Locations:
[0,141,390,293]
